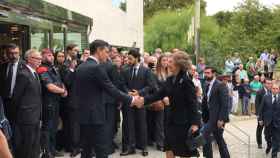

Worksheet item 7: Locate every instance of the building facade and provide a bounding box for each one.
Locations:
[45,0,144,51]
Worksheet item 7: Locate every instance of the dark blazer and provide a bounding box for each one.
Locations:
[0,60,25,98]
[101,60,123,104]
[122,64,156,96]
[255,88,268,115]
[144,70,200,126]
[259,94,280,128]
[75,58,132,125]
[11,64,42,125]
[64,69,78,109]
[202,79,229,124]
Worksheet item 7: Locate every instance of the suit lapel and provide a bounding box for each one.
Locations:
[209,80,218,102]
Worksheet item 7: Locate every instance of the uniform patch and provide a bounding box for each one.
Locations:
[37,66,48,74]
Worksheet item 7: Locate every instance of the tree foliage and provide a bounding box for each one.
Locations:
[144,0,206,23]
[144,0,280,71]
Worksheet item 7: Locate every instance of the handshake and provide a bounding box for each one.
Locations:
[129,90,145,108]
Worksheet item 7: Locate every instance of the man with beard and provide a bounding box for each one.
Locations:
[37,49,67,158]
[202,67,230,158]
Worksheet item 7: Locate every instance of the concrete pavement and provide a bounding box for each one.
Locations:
[62,118,273,158]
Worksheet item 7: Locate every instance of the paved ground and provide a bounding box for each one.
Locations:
[62,117,276,158]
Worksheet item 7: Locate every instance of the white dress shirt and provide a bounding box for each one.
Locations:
[207,78,216,102]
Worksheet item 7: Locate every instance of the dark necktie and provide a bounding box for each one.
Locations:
[6,63,14,97]
[33,72,40,81]
[273,95,277,105]
[131,67,137,80]
[203,83,210,105]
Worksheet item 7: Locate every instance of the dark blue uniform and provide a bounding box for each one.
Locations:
[37,63,63,156]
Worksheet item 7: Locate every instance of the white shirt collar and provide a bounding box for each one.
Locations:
[89,56,99,64]
[26,64,36,78]
[133,63,140,69]
[26,64,36,73]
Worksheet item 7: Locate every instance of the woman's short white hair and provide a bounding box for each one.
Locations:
[24,49,40,60]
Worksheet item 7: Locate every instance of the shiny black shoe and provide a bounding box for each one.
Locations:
[142,150,148,157]
[120,149,136,156]
[257,144,262,149]
[266,146,271,154]
[70,149,80,157]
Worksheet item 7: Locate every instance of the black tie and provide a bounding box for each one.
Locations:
[131,67,137,80]
[33,72,40,81]
[6,63,14,97]
[273,95,277,105]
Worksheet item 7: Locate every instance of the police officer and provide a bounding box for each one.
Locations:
[37,49,67,158]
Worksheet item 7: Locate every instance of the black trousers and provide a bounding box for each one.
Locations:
[147,109,164,147]
[203,123,230,158]
[14,123,40,158]
[80,124,108,158]
[105,103,117,153]
[256,121,264,146]
[126,107,148,150]
[63,108,80,150]
[264,123,280,158]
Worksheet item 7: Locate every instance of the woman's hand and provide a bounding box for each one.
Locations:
[163,97,170,106]
[191,125,199,133]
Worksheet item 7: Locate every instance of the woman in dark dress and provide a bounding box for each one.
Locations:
[143,51,201,158]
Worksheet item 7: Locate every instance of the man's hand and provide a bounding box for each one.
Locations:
[61,89,68,97]
[131,96,144,108]
[128,89,139,96]
[258,121,264,126]
[217,120,224,129]
[190,125,199,133]
[163,97,170,106]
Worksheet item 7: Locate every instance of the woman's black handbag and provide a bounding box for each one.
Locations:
[186,128,206,150]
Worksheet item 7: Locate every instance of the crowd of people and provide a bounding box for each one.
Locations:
[223,51,278,116]
[0,41,279,158]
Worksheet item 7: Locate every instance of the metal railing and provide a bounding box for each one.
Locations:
[224,122,251,158]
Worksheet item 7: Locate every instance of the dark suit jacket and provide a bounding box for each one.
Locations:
[144,70,200,126]
[64,69,78,109]
[101,60,123,105]
[202,79,229,124]
[0,60,25,98]
[122,64,156,96]
[11,64,42,125]
[259,94,280,127]
[255,88,268,116]
[75,58,132,125]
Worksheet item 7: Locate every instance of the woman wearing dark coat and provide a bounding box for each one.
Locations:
[142,52,201,158]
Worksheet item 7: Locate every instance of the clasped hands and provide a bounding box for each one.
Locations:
[129,89,144,108]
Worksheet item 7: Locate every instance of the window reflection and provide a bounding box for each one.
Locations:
[53,26,64,51]
[31,27,49,50]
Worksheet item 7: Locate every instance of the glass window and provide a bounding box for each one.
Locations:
[52,26,65,52]
[112,0,127,12]
[30,27,50,51]
[67,33,82,48]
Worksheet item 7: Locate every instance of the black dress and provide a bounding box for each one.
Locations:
[145,70,201,157]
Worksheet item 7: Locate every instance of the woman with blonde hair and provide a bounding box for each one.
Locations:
[143,51,201,158]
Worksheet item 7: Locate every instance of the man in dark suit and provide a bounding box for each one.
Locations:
[0,44,25,124]
[202,67,230,158]
[255,78,272,149]
[101,48,124,155]
[75,40,141,158]
[259,83,280,158]
[11,49,42,158]
[120,48,156,156]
